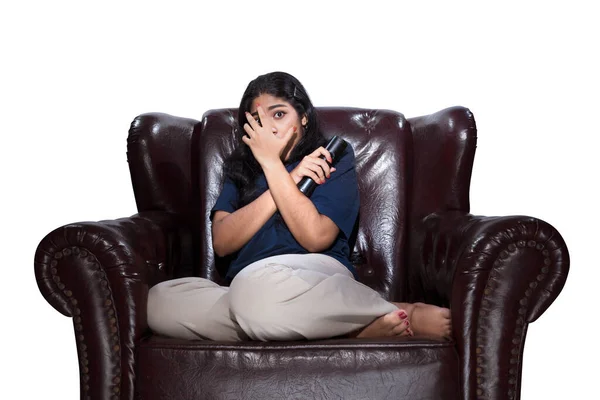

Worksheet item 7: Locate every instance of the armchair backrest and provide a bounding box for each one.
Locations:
[127,106,477,302]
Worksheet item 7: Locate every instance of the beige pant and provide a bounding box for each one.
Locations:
[147,253,397,341]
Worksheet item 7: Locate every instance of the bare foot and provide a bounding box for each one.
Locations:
[352,309,412,338]
[393,302,452,340]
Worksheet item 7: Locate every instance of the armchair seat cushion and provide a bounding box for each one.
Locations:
[136,336,459,399]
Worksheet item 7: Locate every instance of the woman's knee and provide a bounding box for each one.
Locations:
[229,266,284,324]
[147,281,172,332]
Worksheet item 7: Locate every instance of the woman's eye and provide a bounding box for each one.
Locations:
[274,111,285,119]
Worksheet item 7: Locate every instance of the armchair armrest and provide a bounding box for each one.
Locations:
[409,211,569,400]
[34,211,190,400]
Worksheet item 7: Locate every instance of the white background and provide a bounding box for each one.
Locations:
[1,0,597,398]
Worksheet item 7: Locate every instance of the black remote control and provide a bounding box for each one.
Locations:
[297,136,348,197]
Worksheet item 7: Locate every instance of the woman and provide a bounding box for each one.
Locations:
[147,72,452,342]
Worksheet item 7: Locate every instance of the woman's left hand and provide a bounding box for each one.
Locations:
[242,105,296,168]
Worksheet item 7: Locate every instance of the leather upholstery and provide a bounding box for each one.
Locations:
[34,106,570,400]
[136,336,459,399]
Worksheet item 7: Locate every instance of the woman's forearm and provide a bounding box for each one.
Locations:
[261,160,330,252]
[212,189,277,257]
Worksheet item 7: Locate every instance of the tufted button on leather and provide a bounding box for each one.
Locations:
[517,240,526,247]
[544,258,551,266]
[80,250,88,257]
[536,243,544,250]
[508,243,517,252]
[542,249,550,256]
[73,247,80,254]
[50,260,58,267]
[63,248,71,256]
[542,266,549,273]
[527,240,536,247]
[529,282,537,289]
[54,252,63,259]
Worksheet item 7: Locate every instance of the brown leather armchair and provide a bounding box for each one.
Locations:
[34,106,569,400]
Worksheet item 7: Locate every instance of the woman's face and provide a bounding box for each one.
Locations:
[249,93,307,161]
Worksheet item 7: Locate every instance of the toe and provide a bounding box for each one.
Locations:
[391,319,410,336]
[440,307,451,319]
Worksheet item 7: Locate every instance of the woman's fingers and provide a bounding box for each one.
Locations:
[245,111,261,132]
[297,166,322,183]
[314,157,332,178]
[242,123,255,139]
[256,105,268,125]
[302,156,327,181]
[310,146,332,164]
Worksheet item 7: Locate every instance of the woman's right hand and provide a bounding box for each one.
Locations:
[289,146,337,185]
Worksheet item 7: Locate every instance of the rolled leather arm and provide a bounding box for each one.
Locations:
[409,211,569,399]
[34,211,187,400]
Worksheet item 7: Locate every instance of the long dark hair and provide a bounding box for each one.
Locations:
[224,71,327,207]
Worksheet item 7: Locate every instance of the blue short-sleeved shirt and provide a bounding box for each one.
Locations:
[211,146,360,282]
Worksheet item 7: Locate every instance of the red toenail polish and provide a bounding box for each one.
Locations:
[404,320,410,325]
